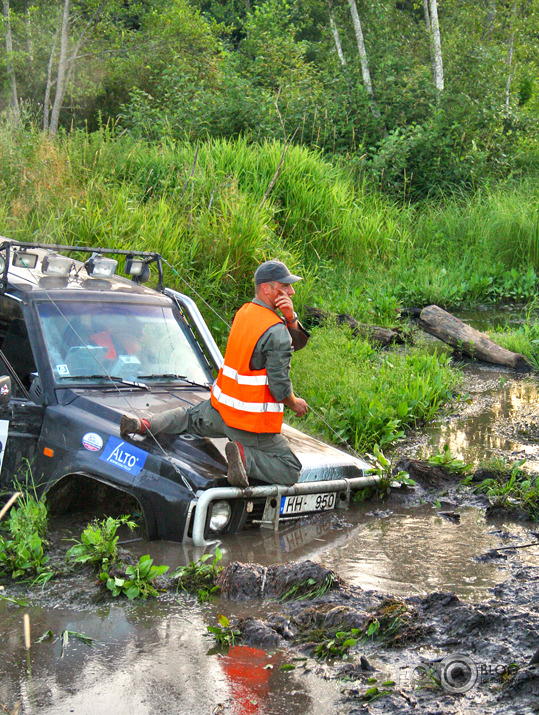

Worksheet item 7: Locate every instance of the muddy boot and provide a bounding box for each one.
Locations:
[225,441,249,488]
[120,414,150,436]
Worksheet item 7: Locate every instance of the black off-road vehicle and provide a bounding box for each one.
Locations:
[0,239,375,545]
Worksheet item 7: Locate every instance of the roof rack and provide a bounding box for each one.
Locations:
[0,239,164,293]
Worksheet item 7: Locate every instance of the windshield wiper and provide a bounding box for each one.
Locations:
[67,375,150,390]
[138,374,211,390]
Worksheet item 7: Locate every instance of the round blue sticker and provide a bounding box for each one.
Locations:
[82,433,103,452]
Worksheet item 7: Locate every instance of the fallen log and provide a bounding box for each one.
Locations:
[304,306,404,347]
[418,304,531,372]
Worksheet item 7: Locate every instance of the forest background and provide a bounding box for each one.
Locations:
[1,0,539,453]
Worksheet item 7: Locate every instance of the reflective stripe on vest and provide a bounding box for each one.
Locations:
[221,364,269,386]
[210,302,287,433]
[212,384,284,413]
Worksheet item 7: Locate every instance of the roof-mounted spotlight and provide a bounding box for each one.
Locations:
[124,256,150,284]
[13,251,38,269]
[85,254,118,278]
[41,253,73,277]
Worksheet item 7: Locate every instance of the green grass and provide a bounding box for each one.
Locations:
[290,324,460,452]
[466,459,539,519]
[489,301,539,370]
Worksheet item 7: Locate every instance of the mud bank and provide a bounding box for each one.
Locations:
[217,555,539,714]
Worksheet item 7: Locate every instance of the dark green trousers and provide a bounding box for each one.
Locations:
[149,399,301,486]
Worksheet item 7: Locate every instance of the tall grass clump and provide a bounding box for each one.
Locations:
[0,482,52,583]
[490,300,539,370]
[290,324,459,452]
[0,124,412,318]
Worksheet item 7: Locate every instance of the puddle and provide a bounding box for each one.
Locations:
[0,598,347,715]
[3,501,533,714]
[454,305,527,334]
[407,365,539,471]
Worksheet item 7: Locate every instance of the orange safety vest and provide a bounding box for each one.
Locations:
[211,302,286,433]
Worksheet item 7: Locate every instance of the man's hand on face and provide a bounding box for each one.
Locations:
[274,288,295,324]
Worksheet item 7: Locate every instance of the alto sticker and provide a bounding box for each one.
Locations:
[100,436,147,476]
[0,420,8,474]
[82,432,103,452]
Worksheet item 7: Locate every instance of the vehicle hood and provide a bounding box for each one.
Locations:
[56,386,227,488]
[57,386,371,484]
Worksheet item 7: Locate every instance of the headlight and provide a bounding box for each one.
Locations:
[42,253,73,276]
[209,500,232,533]
[85,255,118,278]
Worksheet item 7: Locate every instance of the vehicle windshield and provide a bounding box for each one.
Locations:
[36,300,213,386]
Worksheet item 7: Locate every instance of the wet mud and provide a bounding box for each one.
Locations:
[217,549,539,714]
[2,334,539,713]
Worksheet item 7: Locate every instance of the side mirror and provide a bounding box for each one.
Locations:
[0,375,11,405]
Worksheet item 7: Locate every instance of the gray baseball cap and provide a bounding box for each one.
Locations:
[254,260,302,285]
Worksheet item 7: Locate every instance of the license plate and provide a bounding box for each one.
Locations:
[280,492,337,515]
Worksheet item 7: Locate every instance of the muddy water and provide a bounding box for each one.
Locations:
[2,308,539,714]
[0,597,345,714]
[2,502,534,714]
[144,505,529,602]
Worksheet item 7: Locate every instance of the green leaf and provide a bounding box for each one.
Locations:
[126,585,141,600]
[280,664,296,671]
[217,614,230,628]
[138,555,153,579]
[37,630,55,643]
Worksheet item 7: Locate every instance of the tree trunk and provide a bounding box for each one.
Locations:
[24,1,33,63]
[304,306,404,347]
[422,0,437,85]
[486,0,497,33]
[429,0,444,94]
[504,3,517,115]
[64,4,105,96]
[346,0,381,118]
[505,29,515,113]
[418,305,530,371]
[328,0,346,67]
[48,0,70,135]
[3,0,20,124]
[43,11,61,132]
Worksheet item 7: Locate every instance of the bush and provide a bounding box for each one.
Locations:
[0,491,52,582]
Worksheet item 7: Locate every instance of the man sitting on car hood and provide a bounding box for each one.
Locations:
[120,260,309,488]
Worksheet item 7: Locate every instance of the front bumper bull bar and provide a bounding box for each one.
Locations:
[190,474,380,547]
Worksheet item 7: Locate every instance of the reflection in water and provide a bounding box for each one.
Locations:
[141,505,526,603]
[0,598,342,714]
[416,369,539,470]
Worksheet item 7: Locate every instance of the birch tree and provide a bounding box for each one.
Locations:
[346,0,380,118]
[429,0,444,94]
[47,0,70,134]
[45,0,109,134]
[328,0,346,67]
[3,0,20,123]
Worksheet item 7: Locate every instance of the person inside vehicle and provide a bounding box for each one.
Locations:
[120,259,310,487]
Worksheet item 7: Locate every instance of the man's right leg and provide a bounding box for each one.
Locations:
[121,400,218,437]
[121,401,249,487]
[120,406,189,436]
